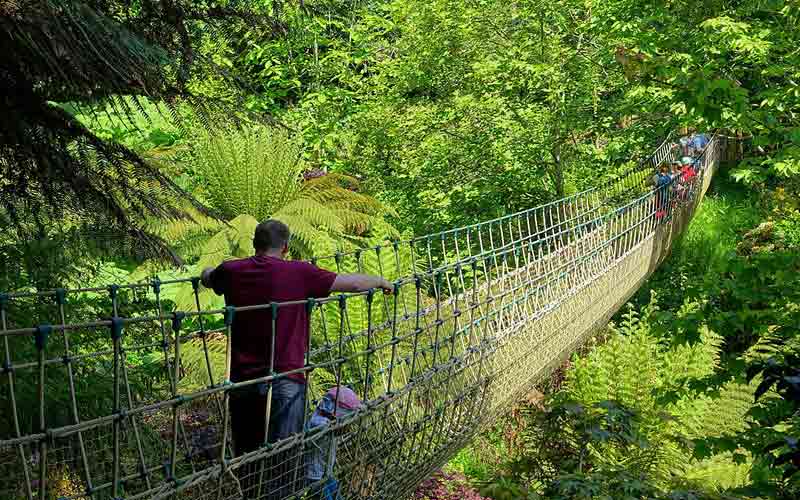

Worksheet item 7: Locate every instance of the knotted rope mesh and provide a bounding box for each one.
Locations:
[0,134,722,500]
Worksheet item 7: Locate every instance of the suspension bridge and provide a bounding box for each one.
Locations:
[1,134,722,500]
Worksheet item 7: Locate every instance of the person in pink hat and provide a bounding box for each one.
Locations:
[305,386,363,500]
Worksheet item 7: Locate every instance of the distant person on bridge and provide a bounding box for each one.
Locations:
[692,132,709,152]
[654,163,673,220]
[670,161,686,200]
[681,157,697,182]
[679,134,693,157]
[201,219,392,498]
[670,161,682,179]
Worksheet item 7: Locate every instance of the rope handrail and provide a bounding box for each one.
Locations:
[0,170,673,339]
[1,133,675,300]
[0,132,722,500]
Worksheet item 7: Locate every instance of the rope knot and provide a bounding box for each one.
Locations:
[35,324,52,350]
[172,312,185,332]
[224,306,235,327]
[110,317,124,341]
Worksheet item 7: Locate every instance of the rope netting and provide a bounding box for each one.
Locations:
[0,134,722,500]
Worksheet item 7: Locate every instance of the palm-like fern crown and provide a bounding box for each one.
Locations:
[190,126,395,260]
[194,127,304,222]
[146,126,398,311]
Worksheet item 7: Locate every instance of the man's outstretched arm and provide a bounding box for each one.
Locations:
[331,274,393,294]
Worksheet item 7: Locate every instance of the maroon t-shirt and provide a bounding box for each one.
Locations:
[207,255,337,383]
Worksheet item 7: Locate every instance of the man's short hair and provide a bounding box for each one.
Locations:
[254,219,290,252]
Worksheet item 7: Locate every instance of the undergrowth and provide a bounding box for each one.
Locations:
[443,173,775,499]
[633,174,762,309]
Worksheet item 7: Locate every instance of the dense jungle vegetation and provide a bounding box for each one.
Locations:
[1,0,799,499]
[445,176,800,500]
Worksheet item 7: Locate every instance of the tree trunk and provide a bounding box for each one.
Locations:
[549,146,566,198]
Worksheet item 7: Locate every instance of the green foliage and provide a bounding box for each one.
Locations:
[210,0,662,236]
[458,295,759,499]
[448,446,498,483]
[130,125,399,311]
[316,0,661,234]
[534,468,729,500]
[1,1,277,259]
[584,0,800,191]
[186,126,395,258]
[565,300,753,492]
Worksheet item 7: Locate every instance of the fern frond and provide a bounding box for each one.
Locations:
[302,172,361,192]
[685,452,751,490]
[141,206,224,248]
[303,183,387,215]
[661,326,721,386]
[329,209,376,236]
[276,213,339,257]
[743,328,786,364]
[191,126,306,221]
[194,214,259,270]
[277,198,346,234]
[178,336,228,392]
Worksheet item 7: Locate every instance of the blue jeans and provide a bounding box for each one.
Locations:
[267,378,307,443]
[229,378,307,499]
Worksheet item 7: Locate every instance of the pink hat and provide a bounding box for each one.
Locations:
[326,386,362,411]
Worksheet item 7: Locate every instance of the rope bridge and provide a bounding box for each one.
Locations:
[0,134,722,500]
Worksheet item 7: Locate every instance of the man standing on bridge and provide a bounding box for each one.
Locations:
[201,219,392,498]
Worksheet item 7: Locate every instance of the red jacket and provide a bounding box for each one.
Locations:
[681,165,696,183]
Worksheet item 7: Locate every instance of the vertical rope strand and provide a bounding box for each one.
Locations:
[216,307,237,500]
[55,290,94,496]
[1,295,34,500]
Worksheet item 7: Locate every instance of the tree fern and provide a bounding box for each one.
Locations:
[191,126,306,221]
[563,297,756,492]
[139,126,398,311]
